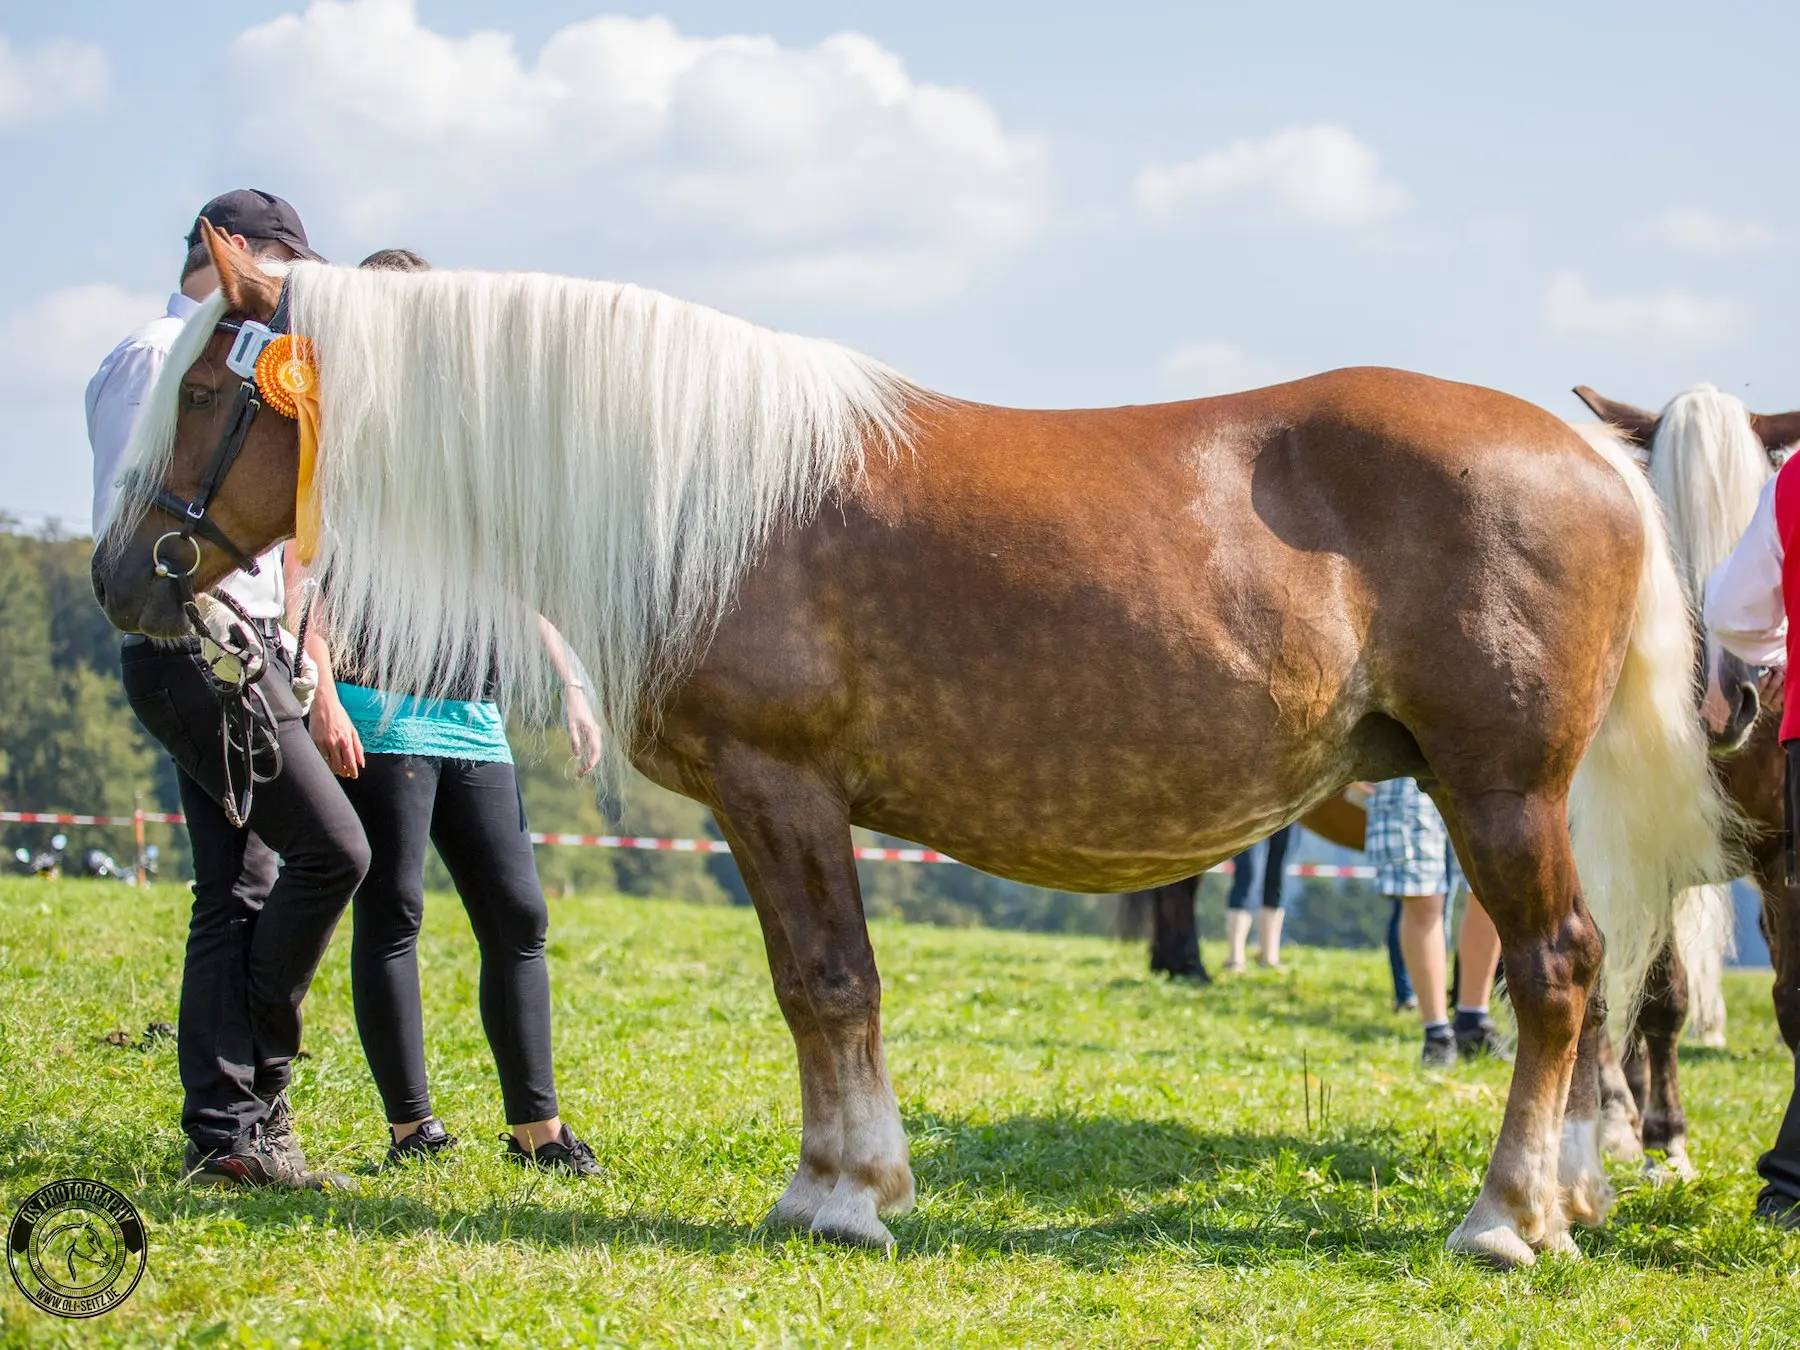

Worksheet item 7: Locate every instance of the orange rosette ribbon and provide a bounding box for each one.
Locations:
[254,335,326,564]
[253,334,317,419]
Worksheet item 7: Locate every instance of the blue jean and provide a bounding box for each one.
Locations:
[1387,893,1455,1006]
[1225,825,1294,911]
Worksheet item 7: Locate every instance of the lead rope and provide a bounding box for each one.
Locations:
[153,543,285,829]
[189,588,284,830]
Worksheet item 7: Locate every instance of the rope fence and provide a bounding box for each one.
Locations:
[0,809,1377,877]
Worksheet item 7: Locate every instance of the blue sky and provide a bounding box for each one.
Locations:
[3,0,1796,527]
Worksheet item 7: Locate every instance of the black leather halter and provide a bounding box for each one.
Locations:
[148,284,293,586]
[147,283,295,829]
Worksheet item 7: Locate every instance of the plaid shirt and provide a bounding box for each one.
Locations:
[1365,779,1463,898]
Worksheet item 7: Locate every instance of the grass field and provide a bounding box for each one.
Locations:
[2,878,1798,1347]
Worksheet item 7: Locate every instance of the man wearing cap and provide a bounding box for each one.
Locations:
[87,190,368,1190]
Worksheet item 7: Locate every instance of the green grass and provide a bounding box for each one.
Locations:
[1,879,1798,1347]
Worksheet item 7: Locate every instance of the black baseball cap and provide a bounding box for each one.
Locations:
[186,189,325,262]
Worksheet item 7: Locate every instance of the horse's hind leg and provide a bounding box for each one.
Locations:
[1636,939,1697,1180]
[713,752,913,1248]
[1149,877,1208,981]
[1441,788,1602,1266]
[1561,992,1617,1227]
[1593,999,1644,1162]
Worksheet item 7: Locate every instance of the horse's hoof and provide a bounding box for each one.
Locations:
[1559,1120,1615,1228]
[1645,1148,1698,1184]
[877,1170,917,1218]
[1447,1216,1537,1269]
[1600,1105,1644,1164]
[1542,1229,1582,1259]
[763,1164,839,1230]
[811,1182,897,1250]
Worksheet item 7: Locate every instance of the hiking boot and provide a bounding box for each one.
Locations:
[183,1127,356,1192]
[387,1117,458,1166]
[261,1091,305,1173]
[1454,1012,1511,1062]
[1421,1027,1458,1069]
[501,1124,602,1178]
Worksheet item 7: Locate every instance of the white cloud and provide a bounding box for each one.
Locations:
[1160,342,1294,397]
[1137,124,1407,228]
[0,285,164,388]
[0,35,108,128]
[1543,270,1746,350]
[228,0,1051,305]
[1640,209,1776,256]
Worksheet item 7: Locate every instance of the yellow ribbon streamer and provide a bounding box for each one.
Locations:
[295,384,322,566]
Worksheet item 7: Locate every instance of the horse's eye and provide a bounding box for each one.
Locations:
[185,388,215,410]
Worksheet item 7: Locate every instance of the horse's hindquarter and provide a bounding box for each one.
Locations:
[649,369,1639,892]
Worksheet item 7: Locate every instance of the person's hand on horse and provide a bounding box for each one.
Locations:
[310,685,366,779]
[563,684,604,778]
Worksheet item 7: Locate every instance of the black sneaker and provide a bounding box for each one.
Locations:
[501,1124,602,1178]
[1755,1187,1800,1231]
[183,1128,356,1192]
[1454,1012,1511,1062]
[387,1117,458,1166]
[261,1091,305,1173]
[1421,1027,1458,1069]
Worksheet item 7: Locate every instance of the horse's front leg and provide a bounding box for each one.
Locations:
[1636,939,1696,1180]
[724,833,844,1229]
[714,751,913,1249]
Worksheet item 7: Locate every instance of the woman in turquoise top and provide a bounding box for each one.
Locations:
[301,246,606,1173]
[308,606,604,1172]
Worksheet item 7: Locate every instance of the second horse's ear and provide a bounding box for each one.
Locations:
[1751,410,1800,460]
[200,216,282,323]
[1573,386,1661,448]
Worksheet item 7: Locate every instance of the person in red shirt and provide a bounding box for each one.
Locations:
[1705,452,1800,1227]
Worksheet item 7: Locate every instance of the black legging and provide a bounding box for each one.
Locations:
[339,754,557,1127]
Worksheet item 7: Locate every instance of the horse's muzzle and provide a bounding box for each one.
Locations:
[1703,646,1762,757]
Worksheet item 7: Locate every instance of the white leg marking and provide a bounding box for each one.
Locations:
[1558,1118,1613,1229]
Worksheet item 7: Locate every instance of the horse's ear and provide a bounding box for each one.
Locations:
[1750,410,1800,461]
[1572,386,1660,448]
[200,216,282,323]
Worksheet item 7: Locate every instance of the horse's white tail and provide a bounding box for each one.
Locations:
[1567,428,1736,1023]
[1676,882,1736,1047]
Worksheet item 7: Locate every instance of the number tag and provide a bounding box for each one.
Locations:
[226,321,279,378]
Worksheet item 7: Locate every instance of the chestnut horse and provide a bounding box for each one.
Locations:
[94,223,1731,1266]
[1577,386,1800,1176]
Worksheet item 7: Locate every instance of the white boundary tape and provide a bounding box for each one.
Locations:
[0,810,1375,877]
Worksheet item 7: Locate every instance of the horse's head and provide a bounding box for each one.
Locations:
[92,219,301,637]
[1573,384,1800,468]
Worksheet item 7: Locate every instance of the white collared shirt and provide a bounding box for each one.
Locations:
[1704,472,1787,668]
[85,292,284,618]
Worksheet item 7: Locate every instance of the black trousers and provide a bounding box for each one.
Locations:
[339,754,557,1127]
[1766,743,1800,1215]
[122,638,370,1152]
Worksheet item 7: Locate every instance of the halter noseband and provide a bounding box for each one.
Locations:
[149,283,293,584]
